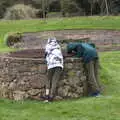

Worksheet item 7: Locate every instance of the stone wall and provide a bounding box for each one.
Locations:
[6,30,120,51]
[0,55,86,100]
[22,30,120,51]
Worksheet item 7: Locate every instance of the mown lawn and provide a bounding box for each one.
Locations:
[0,51,120,120]
[0,16,120,52]
[0,16,120,120]
[100,51,120,96]
[0,96,120,120]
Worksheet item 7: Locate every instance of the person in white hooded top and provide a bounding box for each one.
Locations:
[44,37,63,101]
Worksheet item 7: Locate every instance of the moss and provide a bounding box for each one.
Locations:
[4,32,23,47]
[68,70,76,77]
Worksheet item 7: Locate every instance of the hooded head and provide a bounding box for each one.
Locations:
[47,37,58,45]
[45,37,61,54]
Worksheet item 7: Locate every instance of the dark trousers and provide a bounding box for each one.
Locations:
[84,59,101,95]
[46,67,62,97]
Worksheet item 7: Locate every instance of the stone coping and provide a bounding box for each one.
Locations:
[0,55,82,62]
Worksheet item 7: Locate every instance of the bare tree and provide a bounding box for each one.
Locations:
[105,0,109,15]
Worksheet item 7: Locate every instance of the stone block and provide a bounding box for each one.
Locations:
[13,91,28,100]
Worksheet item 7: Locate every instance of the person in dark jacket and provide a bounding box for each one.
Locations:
[67,42,101,96]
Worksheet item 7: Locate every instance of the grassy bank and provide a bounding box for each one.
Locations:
[0,96,120,120]
[0,51,120,120]
[100,51,120,96]
[0,17,120,119]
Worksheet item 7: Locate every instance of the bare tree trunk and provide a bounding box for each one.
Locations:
[42,0,46,18]
[101,0,105,15]
[105,0,109,15]
[47,0,50,13]
[91,2,93,16]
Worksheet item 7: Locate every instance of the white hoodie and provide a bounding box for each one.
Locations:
[45,38,63,69]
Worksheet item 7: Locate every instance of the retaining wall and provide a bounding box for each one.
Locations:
[0,55,87,100]
[22,30,120,51]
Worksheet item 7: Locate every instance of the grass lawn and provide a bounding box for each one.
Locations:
[0,16,120,120]
[0,52,120,120]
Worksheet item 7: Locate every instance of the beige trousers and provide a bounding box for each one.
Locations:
[46,67,62,97]
[84,59,101,95]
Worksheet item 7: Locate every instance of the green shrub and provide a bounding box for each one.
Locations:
[4,32,22,47]
[4,4,37,20]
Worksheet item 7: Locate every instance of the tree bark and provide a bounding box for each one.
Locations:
[105,0,109,15]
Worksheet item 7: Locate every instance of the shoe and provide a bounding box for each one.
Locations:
[40,95,54,102]
[90,91,101,97]
[40,95,49,101]
[44,99,49,103]
[95,94,103,98]
[48,96,54,102]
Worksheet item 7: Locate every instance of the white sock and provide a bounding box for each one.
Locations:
[46,89,49,95]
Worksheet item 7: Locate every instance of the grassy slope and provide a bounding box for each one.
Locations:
[100,51,120,96]
[0,51,120,120]
[0,96,120,120]
[0,16,120,52]
[0,17,120,120]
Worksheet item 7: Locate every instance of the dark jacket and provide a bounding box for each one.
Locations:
[67,43,98,63]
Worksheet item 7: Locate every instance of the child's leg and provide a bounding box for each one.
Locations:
[46,68,54,96]
[50,67,62,97]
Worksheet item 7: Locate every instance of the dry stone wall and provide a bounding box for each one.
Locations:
[0,55,86,101]
[21,30,120,51]
[6,30,120,51]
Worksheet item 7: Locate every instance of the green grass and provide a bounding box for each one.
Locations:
[0,51,120,120]
[0,16,120,120]
[0,96,120,120]
[0,16,120,52]
[100,51,120,96]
